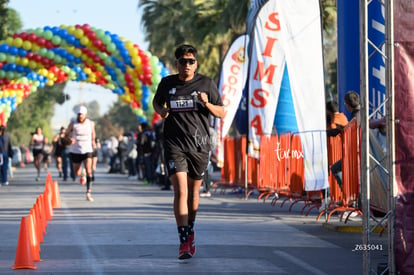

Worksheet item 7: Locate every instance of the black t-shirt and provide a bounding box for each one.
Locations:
[153,73,223,153]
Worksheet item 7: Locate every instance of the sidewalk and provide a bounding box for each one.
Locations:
[0,164,388,274]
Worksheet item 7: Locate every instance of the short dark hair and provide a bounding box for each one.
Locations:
[174,44,197,59]
[326,100,339,113]
[344,91,360,109]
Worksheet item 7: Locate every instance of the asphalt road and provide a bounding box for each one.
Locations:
[0,163,388,274]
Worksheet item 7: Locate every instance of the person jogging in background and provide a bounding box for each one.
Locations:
[30,126,44,181]
[65,106,96,201]
[53,126,66,178]
[153,44,225,260]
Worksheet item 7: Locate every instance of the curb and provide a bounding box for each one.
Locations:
[322,222,386,233]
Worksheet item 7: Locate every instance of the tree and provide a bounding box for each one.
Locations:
[138,0,249,79]
[95,100,138,140]
[7,83,67,145]
[0,0,22,40]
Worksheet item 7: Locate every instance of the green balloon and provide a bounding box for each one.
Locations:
[0,53,6,62]
[34,28,43,36]
[46,51,55,59]
[107,43,116,53]
[43,30,53,40]
[54,56,62,63]
[0,71,5,78]
[6,55,16,64]
[6,71,15,79]
[96,29,105,38]
[102,35,111,45]
[52,35,61,45]
[39,48,48,56]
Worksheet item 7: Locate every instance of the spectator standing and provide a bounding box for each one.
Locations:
[117,134,128,174]
[140,123,155,184]
[330,91,360,193]
[126,132,138,180]
[107,135,118,173]
[135,123,144,180]
[0,125,13,186]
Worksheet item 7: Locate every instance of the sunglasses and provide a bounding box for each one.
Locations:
[178,58,196,66]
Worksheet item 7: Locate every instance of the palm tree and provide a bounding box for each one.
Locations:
[139,0,336,83]
[139,0,249,78]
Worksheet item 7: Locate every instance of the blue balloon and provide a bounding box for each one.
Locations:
[0,44,9,52]
[8,46,18,55]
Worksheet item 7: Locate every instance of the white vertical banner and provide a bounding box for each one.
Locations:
[213,35,249,167]
[248,0,285,157]
[248,0,328,190]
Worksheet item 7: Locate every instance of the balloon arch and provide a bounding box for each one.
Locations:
[0,23,169,126]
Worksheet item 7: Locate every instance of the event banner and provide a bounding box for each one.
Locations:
[213,34,249,167]
[247,0,328,190]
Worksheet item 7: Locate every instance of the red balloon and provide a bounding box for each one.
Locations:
[82,24,91,31]
[143,65,152,74]
[27,33,37,42]
[45,41,54,49]
[88,31,97,40]
[93,39,102,48]
[37,37,46,46]
[33,54,42,62]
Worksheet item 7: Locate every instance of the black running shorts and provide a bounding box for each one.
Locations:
[70,152,93,164]
[165,149,209,180]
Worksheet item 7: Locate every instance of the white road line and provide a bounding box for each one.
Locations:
[273,250,329,275]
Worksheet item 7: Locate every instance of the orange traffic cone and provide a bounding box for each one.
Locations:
[12,217,37,270]
[27,212,41,262]
[33,204,44,242]
[45,172,53,192]
[43,191,53,220]
[51,181,61,208]
[36,196,47,233]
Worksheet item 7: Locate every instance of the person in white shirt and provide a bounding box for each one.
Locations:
[65,106,96,201]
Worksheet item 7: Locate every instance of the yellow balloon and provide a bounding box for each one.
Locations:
[48,72,55,79]
[73,48,82,58]
[67,26,76,34]
[5,37,13,45]
[32,44,40,52]
[83,67,92,75]
[22,41,32,50]
[29,60,37,69]
[74,28,84,39]
[80,36,90,46]
[13,37,23,47]
[125,41,134,51]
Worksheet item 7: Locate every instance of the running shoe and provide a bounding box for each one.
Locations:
[86,193,94,202]
[178,241,192,260]
[188,231,196,256]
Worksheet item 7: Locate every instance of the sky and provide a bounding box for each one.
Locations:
[7,0,149,130]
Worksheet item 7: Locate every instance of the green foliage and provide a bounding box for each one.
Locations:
[0,1,22,40]
[139,0,249,79]
[7,83,66,146]
[95,100,138,140]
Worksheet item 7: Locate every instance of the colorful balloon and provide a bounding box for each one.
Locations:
[0,24,169,125]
